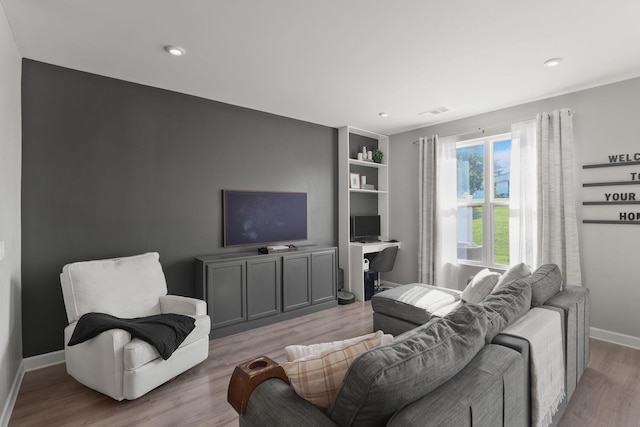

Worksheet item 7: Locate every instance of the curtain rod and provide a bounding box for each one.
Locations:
[411,117,535,144]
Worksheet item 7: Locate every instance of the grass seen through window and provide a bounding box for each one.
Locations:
[472,202,509,265]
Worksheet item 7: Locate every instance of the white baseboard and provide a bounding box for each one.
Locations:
[1,360,24,427]
[23,349,65,372]
[590,327,640,350]
[1,351,65,426]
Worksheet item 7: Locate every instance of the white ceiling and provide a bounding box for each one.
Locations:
[2,0,640,135]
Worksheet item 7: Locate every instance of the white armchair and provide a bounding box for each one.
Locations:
[59,252,211,400]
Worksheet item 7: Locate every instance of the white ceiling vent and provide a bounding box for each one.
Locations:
[419,106,450,116]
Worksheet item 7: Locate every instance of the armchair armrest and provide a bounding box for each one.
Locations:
[64,322,132,401]
[159,295,207,316]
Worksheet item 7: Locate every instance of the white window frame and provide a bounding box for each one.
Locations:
[456,132,511,268]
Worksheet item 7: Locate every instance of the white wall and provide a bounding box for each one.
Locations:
[0,2,22,424]
[389,77,640,344]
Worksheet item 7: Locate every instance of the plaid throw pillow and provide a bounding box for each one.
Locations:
[283,331,392,408]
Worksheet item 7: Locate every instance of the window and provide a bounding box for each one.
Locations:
[456,133,511,266]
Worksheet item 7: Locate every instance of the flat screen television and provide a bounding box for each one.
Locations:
[350,215,381,242]
[223,190,308,247]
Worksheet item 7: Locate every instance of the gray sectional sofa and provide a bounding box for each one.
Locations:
[228,264,589,427]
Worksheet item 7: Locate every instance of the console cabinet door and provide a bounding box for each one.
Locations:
[282,253,311,312]
[246,257,281,320]
[312,249,337,304]
[206,260,246,329]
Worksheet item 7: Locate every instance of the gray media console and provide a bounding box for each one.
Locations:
[195,246,338,338]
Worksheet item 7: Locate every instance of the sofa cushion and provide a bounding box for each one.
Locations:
[328,303,488,427]
[283,331,392,409]
[371,283,461,325]
[493,262,532,292]
[519,264,563,307]
[480,279,532,343]
[386,344,525,427]
[431,301,462,318]
[461,268,501,303]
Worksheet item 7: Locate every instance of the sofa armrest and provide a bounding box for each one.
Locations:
[228,355,337,427]
[159,295,207,316]
[241,379,339,427]
[493,333,531,425]
[542,285,589,398]
[228,356,290,415]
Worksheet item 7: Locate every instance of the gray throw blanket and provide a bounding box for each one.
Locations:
[68,312,196,360]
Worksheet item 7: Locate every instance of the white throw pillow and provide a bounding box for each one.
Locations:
[461,268,501,303]
[492,262,532,292]
[283,331,393,408]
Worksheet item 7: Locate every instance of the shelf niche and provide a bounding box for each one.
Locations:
[338,126,389,296]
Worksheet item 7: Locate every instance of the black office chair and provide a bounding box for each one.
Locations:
[365,246,399,300]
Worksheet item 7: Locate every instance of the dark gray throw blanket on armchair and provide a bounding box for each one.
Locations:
[68,312,196,360]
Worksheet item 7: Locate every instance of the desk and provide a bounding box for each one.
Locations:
[348,241,401,301]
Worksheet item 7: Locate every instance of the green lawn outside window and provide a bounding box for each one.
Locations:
[472,203,509,265]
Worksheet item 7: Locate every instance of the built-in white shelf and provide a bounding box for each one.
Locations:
[348,159,388,169]
[338,126,390,300]
[349,189,388,194]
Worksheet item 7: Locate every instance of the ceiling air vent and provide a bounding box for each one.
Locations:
[419,106,450,115]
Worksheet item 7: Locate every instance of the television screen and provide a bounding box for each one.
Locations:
[350,215,381,241]
[223,190,308,247]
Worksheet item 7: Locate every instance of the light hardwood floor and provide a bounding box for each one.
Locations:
[9,302,640,426]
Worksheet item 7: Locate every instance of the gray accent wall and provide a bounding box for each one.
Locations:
[0,4,22,422]
[21,60,338,357]
[388,77,640,342]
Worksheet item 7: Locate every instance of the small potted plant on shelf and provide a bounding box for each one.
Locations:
[372,149,383,163]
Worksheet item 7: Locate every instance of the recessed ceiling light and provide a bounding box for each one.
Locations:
[165,45,186,56]
[543,57,563,67]
[378,112,389,117]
